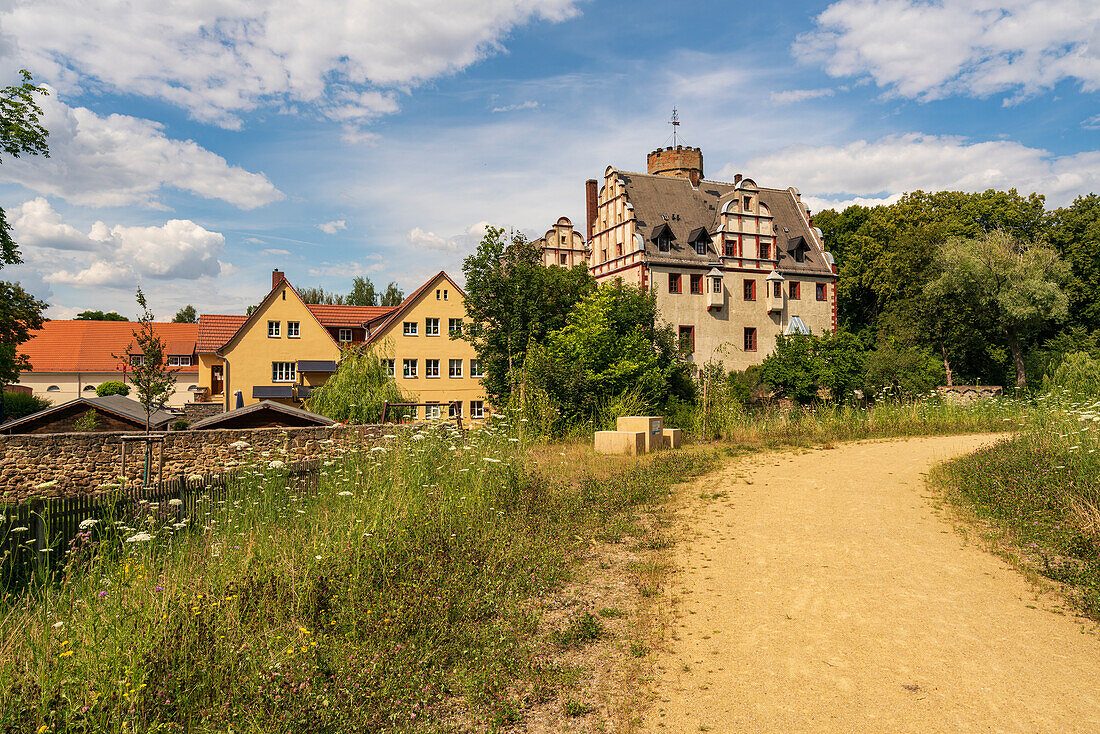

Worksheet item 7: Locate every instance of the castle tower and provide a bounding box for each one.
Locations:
[646,145,704,187]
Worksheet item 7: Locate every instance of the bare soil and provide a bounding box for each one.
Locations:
[643,434,1100,733]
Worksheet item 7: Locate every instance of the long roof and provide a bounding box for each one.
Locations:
[196,304,397,353]
[19,320,199,374]
[306,304,395,327]
[0,394,176,433]
[196,314,246,352]
[189,400,334,429]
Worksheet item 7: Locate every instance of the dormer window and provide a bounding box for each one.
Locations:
[694,240,707,255]
[743,196,752,210]
[652,223,674,253]
[657,235,671,252]
[794,248,806,263]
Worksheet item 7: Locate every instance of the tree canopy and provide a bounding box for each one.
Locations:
[76,310,128,321]
[172,305,197,323]
[298,276,404,307]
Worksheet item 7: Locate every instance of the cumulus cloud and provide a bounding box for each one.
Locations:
[11,198,225,288]
[0,91,282,209]
[769,88,835,105]
[798,0,1100,102]
[733,133,1100,210]
[317,219,348,234]
[407,226,459,252]
[3,0,579,127]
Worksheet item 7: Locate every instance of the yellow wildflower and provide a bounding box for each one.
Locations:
[59,650,73,658]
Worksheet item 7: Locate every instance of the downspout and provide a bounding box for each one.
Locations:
[215,348,230,411]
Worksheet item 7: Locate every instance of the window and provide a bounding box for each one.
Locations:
[616,243,623,257]
[268,320,280,338]
[287,321,300,338]
[559,253,568,265]
[448,318,463,335]
[816,282,827,301]
[338,328,353,342]
[425,318,440,336]
[789,281,800,300]
[168,355,192,367]
[712,276,723,294]
[743,279,756,301]
[272,361,296,382]
[449,402,462,418]
[678,325,695,354]
[690,274,703,294]
[744,327,757,352]
[403,321,418,336]
[449,358,463,378]
[426,403,441,419]
[725,239,737,257]
[425,359,440,378]
[382,359,395,377]
[743,196,752,210]
[403,359,418,378]
[773,281,783,299]
[470,400,485,419]
[129,355,145,367]
[83,385,97,392]
[435,289,441,300]
[668,273,682,293]
[657,235,671,252]
[443,289,449,301]
[46,385,60,392]
[470,359,484,378]
[694,240,708,256]
[794,247,806,264]
[759,242,771,260]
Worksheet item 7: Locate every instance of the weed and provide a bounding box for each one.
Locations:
[629,641,646,658]
[553,612,604,648]
[597,607,625,618]
[563,698,592,717]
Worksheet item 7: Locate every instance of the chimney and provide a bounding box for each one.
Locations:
[734,174,743,185]
[585,179,598,241]
[646,146,704,187]
[272,269,285,290]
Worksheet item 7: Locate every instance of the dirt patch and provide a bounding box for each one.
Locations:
[643,434,1100,733]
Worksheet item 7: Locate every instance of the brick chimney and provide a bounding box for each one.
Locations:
[646,145,704,187]
[272,269,285,289]
[585,178,598,240]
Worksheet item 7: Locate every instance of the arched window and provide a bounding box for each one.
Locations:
[83,385,97,392]
[47,385,60,392]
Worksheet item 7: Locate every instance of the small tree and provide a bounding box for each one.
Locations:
[926,230,1069,390]
[122,288,178,431]
[305,346,408,424]
[95,380,129,397]
[72,409,99,432]
[347,276,379,306]
[172,304,197,323]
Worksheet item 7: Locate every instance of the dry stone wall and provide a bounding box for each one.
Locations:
[0,424,391,504]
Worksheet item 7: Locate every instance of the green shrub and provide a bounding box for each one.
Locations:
[171,419,190,431]
[72,408,99,432]
[95,380,129,397]
[1,391,50,422]
[1042,351,1100,399]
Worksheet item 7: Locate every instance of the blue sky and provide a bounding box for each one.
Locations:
[1,0,1098,319]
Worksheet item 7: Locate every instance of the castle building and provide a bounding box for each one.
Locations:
[560,145,837,371]
[532,216,588,267]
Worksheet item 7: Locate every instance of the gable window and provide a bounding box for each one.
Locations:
[382,359,395,376]
[694,239,708,256]
[449,358,463,378]
[470,359,484,378]
[759,242,771,260]
[167,355,192,367]
[443,290,449,301]
[669,273,682,294]
[272,362,296,382]
[744,327,757,352]
[743,196,752,210]
[816,282,827,301]
[268,320,280,338]
[789,281,801,300]
[690,274,703,294]
[287,321,300,338]
[725,238,737,257]
[657,235,671,252]
[425,359,440,378]
[470,400,485,419]
[425,318,440,336]
[403,321,418,336]
[448,318,463,335]
[794,247,806,263]
[743,279,756,301]
[338,328,353,342]
[678,325,695,354]
[403,359,418,378]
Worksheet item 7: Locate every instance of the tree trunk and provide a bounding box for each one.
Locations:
[1004,325,1027,391]
[941,344,953,388]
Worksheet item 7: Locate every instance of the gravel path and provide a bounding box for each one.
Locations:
[645,434,1100,733]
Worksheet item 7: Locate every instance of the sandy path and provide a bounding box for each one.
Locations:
[644,435,1100,733]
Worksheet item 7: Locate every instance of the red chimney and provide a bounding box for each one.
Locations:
[272,269,285,289]
[585,178,598,241]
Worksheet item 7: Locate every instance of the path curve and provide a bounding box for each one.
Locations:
[645,434,1100,733]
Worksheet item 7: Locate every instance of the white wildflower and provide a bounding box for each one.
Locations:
[52,621,64,629]
[168,498,183,507]
[229,440,250,449]
[482,457,502,463]
[268,460,286,470]
[11,526,28,532]
[315,555,323,560]
[78,518,98,530]
[36,480,57,489]
[125,532,153,543]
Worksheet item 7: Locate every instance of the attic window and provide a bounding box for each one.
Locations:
[694,240,707,256]
[743,196,752,210]
[794,248,806,263]
[657,235,671,252]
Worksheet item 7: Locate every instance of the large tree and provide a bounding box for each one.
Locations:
[76,310,128,321]
[460,226,595,404]
[380,281,404,306]
[925,231,1069,390]
[346,276,378,306]
[172,304,197,323]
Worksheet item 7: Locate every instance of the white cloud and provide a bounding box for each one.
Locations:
[0,91,282,209]
[306,260,383,278]
[92,219,225,280]
[12,197,94,250]
[47,261,137,288]
[407,226,459,252]
[317,219,348,235]
[799,0,1100,102]
[261,248,291,256]
[491,100,540,113]
[734,133,1100,210]
[467,221,493,238]
[4,0,580,127]
[770,88,835,105]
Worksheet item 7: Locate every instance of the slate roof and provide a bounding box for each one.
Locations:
[19,321,199,374]
[189,400,334,429]
[614,171,834,277]
[0,394,176,433]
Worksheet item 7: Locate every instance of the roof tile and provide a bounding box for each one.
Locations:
[20,321,199,374]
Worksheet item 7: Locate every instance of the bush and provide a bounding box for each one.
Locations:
[863,343,944,400]
[171,419,190,431]
[1042,351,1100,399]
[72,409,100,432]
[95,380,129,397]
[1,391,49,422]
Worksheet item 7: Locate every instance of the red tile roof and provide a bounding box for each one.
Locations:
[196,314,247,352]
[307,304,395,327]
[20,321,199,374]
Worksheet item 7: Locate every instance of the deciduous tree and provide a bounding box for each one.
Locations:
[122,288,179,431]
[172,305,197,323]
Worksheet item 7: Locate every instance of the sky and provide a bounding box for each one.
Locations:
[1,0,1099,320]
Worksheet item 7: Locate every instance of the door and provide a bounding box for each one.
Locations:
[211,365,224,396]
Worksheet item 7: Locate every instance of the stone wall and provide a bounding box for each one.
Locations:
[180,402,224,423]
[0,424,392,504]
[937,385,1004,402]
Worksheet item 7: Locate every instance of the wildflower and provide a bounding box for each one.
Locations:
[59,650,73,658]
[52,621,64,629]
[188,474,204,482]
[98,590,108,598]
[11,526,28,532]
[269,460,286,470]
[36,480,57,489]
[230,440,250,449]
[78,518,98,530]
[315,555,323,560]
[168,498,183,507]
[337,491,353,497]
[125,532,153,543]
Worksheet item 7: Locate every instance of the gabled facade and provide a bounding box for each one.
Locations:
[583,145,838,371]
[533,216,588,268]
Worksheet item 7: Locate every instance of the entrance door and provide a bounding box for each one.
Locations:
[211,365,224,396]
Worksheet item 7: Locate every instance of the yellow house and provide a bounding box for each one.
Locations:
[364,271,486,420]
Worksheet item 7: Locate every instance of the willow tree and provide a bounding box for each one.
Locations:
[305,346,407,424]
[926,230,1069,390]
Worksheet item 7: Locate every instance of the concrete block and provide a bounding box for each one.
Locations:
[616,416,664,452]
[662,428,682,449]
[594,430,645,456]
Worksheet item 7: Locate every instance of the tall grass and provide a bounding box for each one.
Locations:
[0,417,716,732]
[932,393,1100,618]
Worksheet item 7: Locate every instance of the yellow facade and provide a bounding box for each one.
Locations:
[367,273,486,419]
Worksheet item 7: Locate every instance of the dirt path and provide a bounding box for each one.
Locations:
[644,435,1100,733]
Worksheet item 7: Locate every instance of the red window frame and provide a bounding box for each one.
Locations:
[789,281,800,300]
[690,274,703,294]
[678,325,695,353]
[743,279,756,300]
[669,273,682,294]
[816,282,827,301]
[744,327,757,352]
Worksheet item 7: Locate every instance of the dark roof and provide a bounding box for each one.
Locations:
[614,171,834,277]
[189,400,334,430]
[298,360,337,373]
[0,394,175,433]
[687,227,711,243]
[252,386,294,399]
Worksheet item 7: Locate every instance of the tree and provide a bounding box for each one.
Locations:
[347,276,379,306]
[95,380,129,397]
[380,282,404,307]
[72,409,100,432]
[925,231,1069,390]
[122,288,179,431]
[297,286,344,305]
[75,310,128,321]
[759,333,821,404]
[304,347,408,424]
[172,305,197,323]
[1047,194,1100,332]
[0,391,49,422]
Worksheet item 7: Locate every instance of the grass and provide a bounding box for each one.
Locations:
[931,393,1100,618]
[0,415,718,733]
